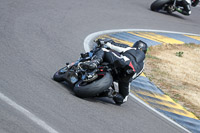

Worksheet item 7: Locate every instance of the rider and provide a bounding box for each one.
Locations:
[175,0,199,15]
[81,39,148,105]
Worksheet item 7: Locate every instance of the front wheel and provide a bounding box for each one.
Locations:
[150,0,171,11]
[53,66,68,82]
[73,72,113,98]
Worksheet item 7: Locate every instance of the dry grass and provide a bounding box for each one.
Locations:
[144,43,200,119]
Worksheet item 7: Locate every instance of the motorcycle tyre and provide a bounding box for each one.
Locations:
[74,72,113,98]
[53,67,67,82]
[151,0,171,11]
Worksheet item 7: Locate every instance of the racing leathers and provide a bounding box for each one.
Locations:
[92,40,146,104]
[176,0,199,15]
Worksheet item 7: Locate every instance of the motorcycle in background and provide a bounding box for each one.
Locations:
[150,0,191,15]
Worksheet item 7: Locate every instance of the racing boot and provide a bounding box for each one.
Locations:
[113,93,124,105]
[97,89,115,97]
[97,89,124,105]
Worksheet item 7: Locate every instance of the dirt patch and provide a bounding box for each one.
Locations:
[144,43,200,119]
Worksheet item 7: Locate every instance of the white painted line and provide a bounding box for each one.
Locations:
[83,29,197,133]
[0,92,59,133]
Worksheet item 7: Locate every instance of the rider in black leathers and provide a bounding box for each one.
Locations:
[176,0,199,15]
[81,39,148,105]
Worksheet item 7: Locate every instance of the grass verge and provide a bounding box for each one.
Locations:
[144,43,200,119]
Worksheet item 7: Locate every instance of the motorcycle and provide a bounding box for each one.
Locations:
[150,0,191,14]
[53,40,120,99]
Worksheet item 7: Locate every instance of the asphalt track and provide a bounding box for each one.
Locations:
[0,0,200,133]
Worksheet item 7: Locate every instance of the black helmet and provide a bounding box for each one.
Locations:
[133,40,148,54]
[192,0,199,7]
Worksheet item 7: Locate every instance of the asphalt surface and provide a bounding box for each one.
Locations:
[0,0,200,133]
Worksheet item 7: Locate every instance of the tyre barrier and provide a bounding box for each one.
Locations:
[84,29,200,133]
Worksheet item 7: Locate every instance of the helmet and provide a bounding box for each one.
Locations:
[132,40,148,54]
[192,0,199,7]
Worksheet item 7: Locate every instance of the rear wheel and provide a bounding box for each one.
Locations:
[74,72,113,98]
[151,0,171,11]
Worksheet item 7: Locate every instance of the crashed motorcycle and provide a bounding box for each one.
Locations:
[150,0,191,15]
[53,40,121,99]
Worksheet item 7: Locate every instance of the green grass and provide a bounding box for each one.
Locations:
[175,51,184,57]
